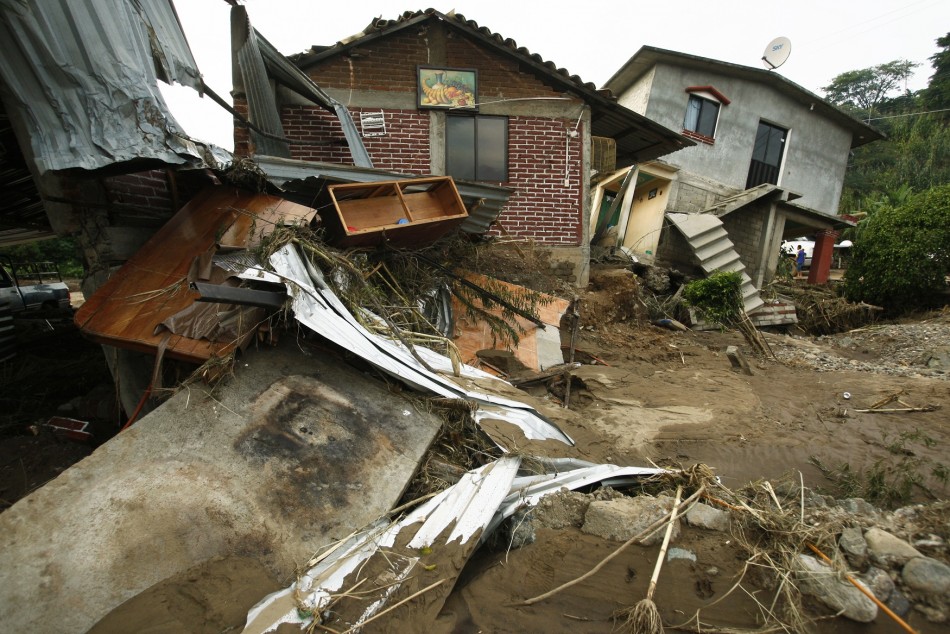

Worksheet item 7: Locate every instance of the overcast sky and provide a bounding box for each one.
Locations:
[161,0,950,151]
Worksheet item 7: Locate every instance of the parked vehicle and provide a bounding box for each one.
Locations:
[781,237,854,269]
[0,259,71,313]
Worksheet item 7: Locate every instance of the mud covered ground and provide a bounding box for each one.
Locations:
[3,270,948,633]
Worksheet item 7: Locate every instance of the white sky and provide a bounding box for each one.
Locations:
[161,0,950,151]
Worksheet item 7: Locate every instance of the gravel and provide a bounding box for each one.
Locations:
[770,316,950,380]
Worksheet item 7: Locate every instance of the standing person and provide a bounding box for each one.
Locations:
[795,245,806,279]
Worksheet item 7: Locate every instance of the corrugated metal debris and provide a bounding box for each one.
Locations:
[242,457,666,633]
[0,0,217,174]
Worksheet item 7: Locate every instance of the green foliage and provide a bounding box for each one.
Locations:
[822,59,918,117]
[922,32,950,112]
[810,429,948,508]
[0,237,82,277]
[837,39,950,211]
[682,271,743,326]
[844,184,950,313]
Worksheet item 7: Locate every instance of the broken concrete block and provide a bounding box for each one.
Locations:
[684,501,731,532]
[582,495,680,545]
[725,345,753,375]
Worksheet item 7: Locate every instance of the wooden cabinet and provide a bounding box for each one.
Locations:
[325,176,468,248]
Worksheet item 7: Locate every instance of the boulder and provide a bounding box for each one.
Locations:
[864,528,921,567]
[886,590,912,617]
[902,556,950,597]
[839,527,869,569]
[685,502,731,532]
[858,566,894,602]
[796,554,878,622]
[582,495,680,545]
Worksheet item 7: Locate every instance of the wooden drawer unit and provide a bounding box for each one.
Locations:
[326,176,468,248]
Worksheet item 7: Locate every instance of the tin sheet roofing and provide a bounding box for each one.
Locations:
[0,0,213,175]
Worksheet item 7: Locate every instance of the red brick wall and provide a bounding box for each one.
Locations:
[102,169,218,216]
[502,116,583,245]
[236,22,585,245]
[103,170,174,212]
[283,106,431,174]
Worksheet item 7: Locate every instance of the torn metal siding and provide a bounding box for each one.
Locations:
[253,154,511,235]
[231,7,290,158]
[0,0,208,174]
[230,6,373,167]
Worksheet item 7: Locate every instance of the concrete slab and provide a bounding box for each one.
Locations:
[0,339,443,634]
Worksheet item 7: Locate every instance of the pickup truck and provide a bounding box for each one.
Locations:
[0,259,72,313]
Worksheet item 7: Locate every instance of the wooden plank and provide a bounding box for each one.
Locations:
[74,187,317,364]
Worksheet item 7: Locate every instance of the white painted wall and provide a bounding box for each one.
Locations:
[618,63,854,215]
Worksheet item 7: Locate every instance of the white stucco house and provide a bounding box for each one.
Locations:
[590,46,882,319]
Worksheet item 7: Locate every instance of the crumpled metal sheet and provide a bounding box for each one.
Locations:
[241,456,667,634]
[0,0,211,173]
[268,244,574,446]
[242,457,522,634]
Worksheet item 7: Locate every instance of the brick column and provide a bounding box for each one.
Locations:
[807,229,838,284]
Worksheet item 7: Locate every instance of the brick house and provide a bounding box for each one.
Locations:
[231,8,690,285]
[592,47,882,320]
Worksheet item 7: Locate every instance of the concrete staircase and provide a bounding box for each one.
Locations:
[703,184,778,217]
[667,213,764,313]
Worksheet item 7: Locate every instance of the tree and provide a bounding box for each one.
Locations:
[844,184,950,313]
[823,60,918,119]
[922,32,950,112]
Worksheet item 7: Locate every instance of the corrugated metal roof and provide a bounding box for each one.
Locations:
[0,0,214,174]
[253,155,512,236]
[289,9,692,166]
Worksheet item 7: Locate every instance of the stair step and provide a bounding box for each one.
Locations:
[702,251,744,272]
[690,232,731,254]
[694,240,732,262]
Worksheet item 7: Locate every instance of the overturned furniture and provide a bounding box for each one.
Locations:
[324,176,468,248]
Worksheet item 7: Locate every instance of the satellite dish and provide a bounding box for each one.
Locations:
[762,37,792,70]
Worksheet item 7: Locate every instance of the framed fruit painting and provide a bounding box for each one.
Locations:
[417,67,477,110]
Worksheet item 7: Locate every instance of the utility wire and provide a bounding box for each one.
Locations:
[866,106,950,121]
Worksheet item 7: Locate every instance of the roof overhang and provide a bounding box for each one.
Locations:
[290,10,693,165]
[606,46,884,150]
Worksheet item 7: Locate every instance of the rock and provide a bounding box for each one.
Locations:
[902,556,950,596]
[506,507,536,549]
[886,590,912,617]
[582,495,680,545]
[837,498,877,517]
[914,603,948,623]
[667,547,696,562]
[795,554,878,622]
[533,490,591,530]
[839,527,869,569]
[685,502,731,532]
[864,528,922,567]
[858,566,894,602]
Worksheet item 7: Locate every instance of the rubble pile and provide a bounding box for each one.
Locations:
[495,477,950,630]
[772,313,950,379]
